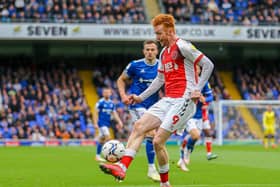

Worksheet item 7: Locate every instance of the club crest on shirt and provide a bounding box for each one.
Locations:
[171,51,178,60]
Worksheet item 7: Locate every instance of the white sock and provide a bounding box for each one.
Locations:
[160,181,170,186]
[149,164,156,169]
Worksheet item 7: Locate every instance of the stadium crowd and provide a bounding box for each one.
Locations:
[1,0,279,25]
[161,0,280,25]
[0,62,95,140]
[0,0,146,23]
[234,61,280,140]
[235,61,280,100]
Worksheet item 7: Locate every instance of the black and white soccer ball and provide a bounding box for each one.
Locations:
[102,140,125,163]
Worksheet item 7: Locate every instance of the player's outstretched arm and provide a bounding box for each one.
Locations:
[197,56,214,91]
[112,111,123,128]
[191,90,202,102]
[129,94,143,104]
[139,72,164,101]
[93,105,99,129]
[117,72,131,105]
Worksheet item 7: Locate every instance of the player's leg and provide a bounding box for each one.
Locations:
[202,120,218,160]
[269,128,277,148]
[159,98,196,181]
[153,128,172,186]
[99,113,161,181]
[177,132,190,171]
[181,118,201,166]
[263,128,269,148]
[122,113,160,169]
[129,108,160,181]
[180,131,189,160]
[184,127,200,164]
[95,126,109,162]
[95,139,104,161]
[145,130,160,181]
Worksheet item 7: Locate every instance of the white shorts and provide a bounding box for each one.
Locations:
[185,118,210,133]
[129,107,146,123]
[202,120,211,130]
[146,97,196,133]
[186,118,203,132]
[98,126,110,138]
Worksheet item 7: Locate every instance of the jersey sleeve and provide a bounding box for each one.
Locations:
[95,101,101,111]
[202,82,214,103]
[177,39,203,63]
[158,48,165,74]
[124,61,134,78]
[202,83,213,95]
[112,103,116,111]
[158,60,164,74]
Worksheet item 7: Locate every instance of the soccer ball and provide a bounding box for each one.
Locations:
[102,140,125,163]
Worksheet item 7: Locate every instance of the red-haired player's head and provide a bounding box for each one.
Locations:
[151,14,176,47]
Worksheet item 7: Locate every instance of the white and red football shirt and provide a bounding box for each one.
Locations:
[158,38,204,98]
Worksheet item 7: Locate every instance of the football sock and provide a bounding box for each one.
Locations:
[179,138,187,159]
[205,137,212,155]
[182,139,187,149]
[159,164,169,183]
[145,137,155,165]
[96,141,102,155]
[120,149,136,169]
[187,137,197,153]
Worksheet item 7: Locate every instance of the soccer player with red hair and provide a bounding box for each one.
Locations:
[99,14,214,187]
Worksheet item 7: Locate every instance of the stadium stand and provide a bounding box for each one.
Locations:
[234,60,280,141]
[0,61,95,140]
[161,0,280,25]
[234,60,280,100]
[0,0,146,23]
[1,0,279,25]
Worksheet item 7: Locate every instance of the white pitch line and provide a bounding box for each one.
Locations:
[93,184,280,187]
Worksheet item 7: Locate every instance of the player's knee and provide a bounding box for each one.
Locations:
[153,137,164,151]
[190,129,200,140]
[133,120,145,135]
[203,129,211,137]
[99,137,106,143]
[145,130,155,138]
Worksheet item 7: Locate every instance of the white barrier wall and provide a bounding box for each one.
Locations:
[0,23,279,42]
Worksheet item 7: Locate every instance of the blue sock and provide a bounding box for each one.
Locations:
[145,137,155,164]
[96,141,103,155]
[180,139,187,159]
[187,137,197,153]
[180,148,184,159]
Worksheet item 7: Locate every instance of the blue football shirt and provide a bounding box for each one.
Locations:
[193,82,213,119]
[96,98,115,127]
[124,58,159,109]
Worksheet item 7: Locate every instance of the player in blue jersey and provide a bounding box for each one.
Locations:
[116,40,160,182]
[177,65,217,171]
[94,87,124,162]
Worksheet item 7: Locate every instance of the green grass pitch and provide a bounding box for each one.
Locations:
[0,145,279,187]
